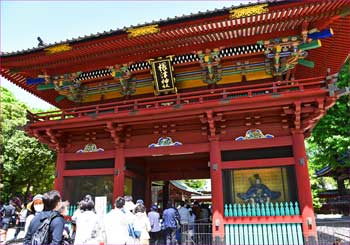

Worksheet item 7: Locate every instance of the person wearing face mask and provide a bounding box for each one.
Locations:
[24,190,65,245]
[23,194,44,236]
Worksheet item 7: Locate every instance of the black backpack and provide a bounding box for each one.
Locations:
[31,212,59,245]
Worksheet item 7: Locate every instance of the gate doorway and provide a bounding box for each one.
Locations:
[124,152,210,209]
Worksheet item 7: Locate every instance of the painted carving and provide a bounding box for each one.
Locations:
[230,4,268,19]
[148,137,182,148]
[237,174,281,204]
[109,64,136,97]
[259,26,333,79]
[198,49,222,85]
[127,24,160,38]
[52,72,82,102]
[235,129,274,141]
[76,143,104,153]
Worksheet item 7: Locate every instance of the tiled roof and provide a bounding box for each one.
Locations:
[1,0,284,57]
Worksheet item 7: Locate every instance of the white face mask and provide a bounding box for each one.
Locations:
[34,204,44,212]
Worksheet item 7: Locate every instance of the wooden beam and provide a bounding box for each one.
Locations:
[150,170,210,181]
[220,136,292,151]
[63,168,114,176]
[125,143,210,157]
[221,157,295,169]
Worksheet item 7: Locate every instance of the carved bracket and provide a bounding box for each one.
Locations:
[106,122,124,147]
[109,64,136,98]
[198,49,222,85]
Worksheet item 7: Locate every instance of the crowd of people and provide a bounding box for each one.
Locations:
[0,191,212,245]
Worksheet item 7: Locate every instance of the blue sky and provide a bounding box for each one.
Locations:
[1,1,251,109]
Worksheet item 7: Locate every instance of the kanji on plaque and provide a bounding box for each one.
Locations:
[150,58,176,95]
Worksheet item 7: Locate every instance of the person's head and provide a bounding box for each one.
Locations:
[27,194,44,213]
[179,201,185,207]
[80,195,95,211]
[43,190,61,211]
[254,174,261,184]
[58,201,69,216]
[166,201,173,209]
[151,204,158,212]
[115,196,125,209]
[136,199,144,206]
[134,204,145,214]
[124,195,133,202]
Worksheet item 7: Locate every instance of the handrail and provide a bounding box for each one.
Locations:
[28,75,328,123]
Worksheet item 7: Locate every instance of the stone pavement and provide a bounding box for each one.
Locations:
[1,228,24,245]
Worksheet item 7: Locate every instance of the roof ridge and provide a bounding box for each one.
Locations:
[1,0,283,57]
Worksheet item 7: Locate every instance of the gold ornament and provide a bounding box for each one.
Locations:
[127,24,160,38]
[230,4,269,19]
[45,44,72,54]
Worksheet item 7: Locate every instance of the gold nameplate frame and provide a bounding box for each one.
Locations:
[150,58,177,95]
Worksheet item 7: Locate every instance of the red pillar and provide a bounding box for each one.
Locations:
[113,146,125,201]
[209,138,224,242]
[54,148,65,195]
[292,131,317,243]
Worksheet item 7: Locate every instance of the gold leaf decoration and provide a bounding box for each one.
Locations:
[45,44,72,55]
[230,4,268,19]
[127,24,160,38]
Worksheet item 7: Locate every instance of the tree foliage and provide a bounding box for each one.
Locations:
[306,60,350,208]
[1,87,56,203]
[307,60,350,169]
[182,179,207,190]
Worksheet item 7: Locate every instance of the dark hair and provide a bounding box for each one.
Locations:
[43,190,61,211]
[80,195,95,211]
[151,204,158,211]
[115,197,125,209]
[180,201,185,207]
[134,204,146,213]
[166,201,173,209]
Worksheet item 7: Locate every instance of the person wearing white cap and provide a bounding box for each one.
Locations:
[23,194,44,236]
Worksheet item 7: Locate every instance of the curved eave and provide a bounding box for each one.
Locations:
[315,165,333,177]
[1,68,73,108]
[170,180,203,195]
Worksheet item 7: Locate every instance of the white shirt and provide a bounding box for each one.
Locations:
[104,208,129,245]
[24,214,35,235]
[133,212,151,241]
[74,210,99,245]
[178,207,190,224]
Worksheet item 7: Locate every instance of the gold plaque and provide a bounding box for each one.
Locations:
[150,58,176,95]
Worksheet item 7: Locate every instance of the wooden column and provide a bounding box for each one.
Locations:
[54,148,65,195]
[292,131,317,243]
[145,166,152,208]
[210,137,224,242]
[113,145,125,201]
[162,181,169,209]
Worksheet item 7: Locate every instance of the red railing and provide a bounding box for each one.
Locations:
[27,75,330,123]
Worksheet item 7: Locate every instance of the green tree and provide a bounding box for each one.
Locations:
[182,179,207,190]
[307,60,350,208]
[0,87,56,203]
